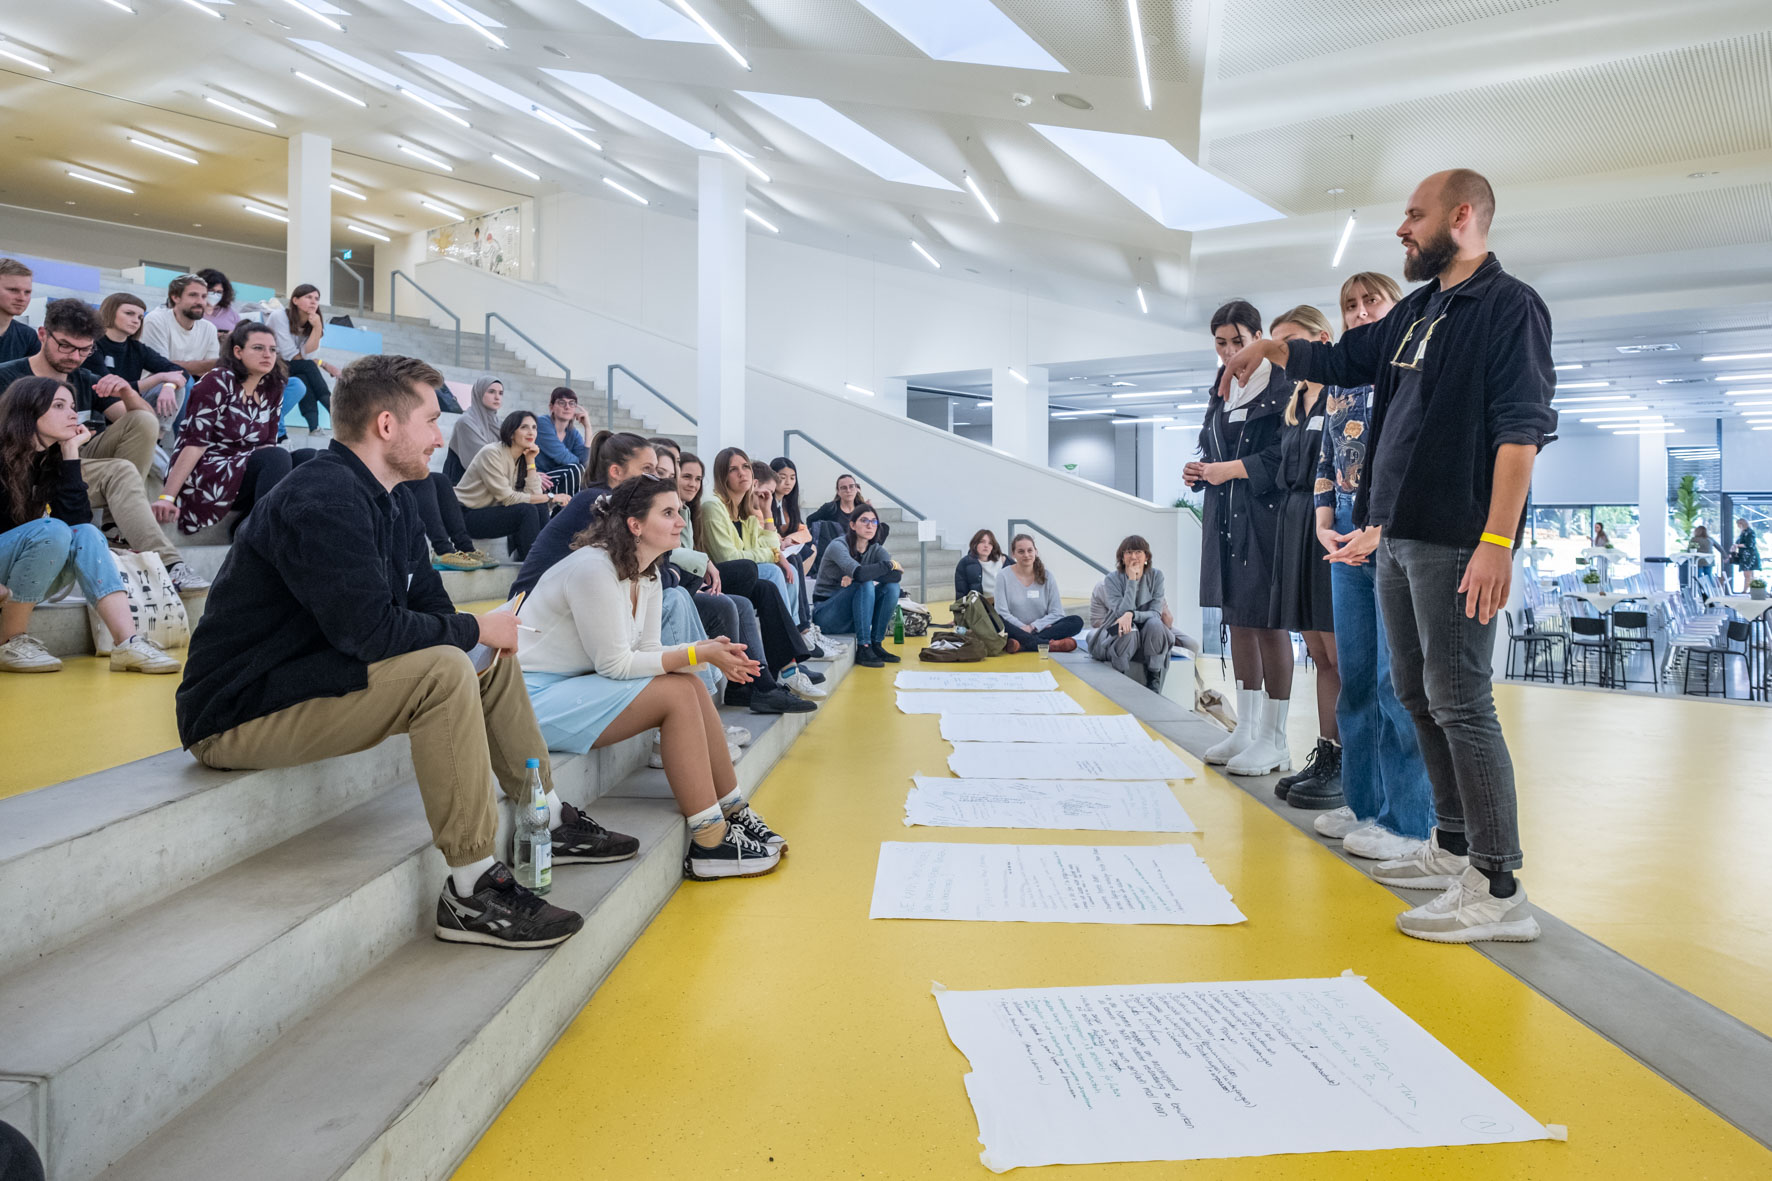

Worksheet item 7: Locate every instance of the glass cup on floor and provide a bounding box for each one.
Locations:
[1037,641,1050,660]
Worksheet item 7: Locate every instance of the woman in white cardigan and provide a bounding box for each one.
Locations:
[516,476,788,880]
[455,410,568,560]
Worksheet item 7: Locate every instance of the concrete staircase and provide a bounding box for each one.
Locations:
[0,636,855,1180]
[869,505,966,605]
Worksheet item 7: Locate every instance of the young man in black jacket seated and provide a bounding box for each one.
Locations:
[176,354,638,951]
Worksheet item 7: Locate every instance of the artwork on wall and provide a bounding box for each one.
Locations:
[426,205,522,277]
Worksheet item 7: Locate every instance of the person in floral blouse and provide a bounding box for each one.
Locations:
[157,322,311,535]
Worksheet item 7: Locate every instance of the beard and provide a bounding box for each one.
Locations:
[387,438,432,484]
[1403,224,1458,282]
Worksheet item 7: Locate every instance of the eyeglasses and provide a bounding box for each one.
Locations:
[855,517,879,526]
[46,331,95,359]
[1389,312,1449,372]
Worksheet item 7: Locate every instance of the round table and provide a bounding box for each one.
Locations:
[1712,596,1772,700]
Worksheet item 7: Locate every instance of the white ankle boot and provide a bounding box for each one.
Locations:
[1227,695,1292,776]
[1204,684,1260,765]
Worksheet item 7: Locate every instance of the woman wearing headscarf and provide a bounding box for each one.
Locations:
[446,375,504,484]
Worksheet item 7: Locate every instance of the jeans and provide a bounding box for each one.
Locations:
[813,579,900,645]
[1376,534,1522,872]
[661,585,720,698]
[1332,496,1433,839]
[755,561,800,625]
[1002,614,1083,650]
[288,358,333,431]
[0,518,127,604]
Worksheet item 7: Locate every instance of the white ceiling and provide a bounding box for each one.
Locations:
[1,0,1770,438]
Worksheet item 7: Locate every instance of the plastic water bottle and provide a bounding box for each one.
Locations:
[893,606,905,645]
[512,758,552,895]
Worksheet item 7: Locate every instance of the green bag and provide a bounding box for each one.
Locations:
[949,591,1009,657]
[919,631,988,662]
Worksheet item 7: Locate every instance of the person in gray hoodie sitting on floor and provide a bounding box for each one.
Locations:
[1085,535,1174,691]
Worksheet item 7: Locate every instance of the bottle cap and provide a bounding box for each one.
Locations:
[525,757,541,769]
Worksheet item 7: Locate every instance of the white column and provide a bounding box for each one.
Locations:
[991,364,1048,463]
[697,155,746,453]
[1638,428,1670,587]
[286,133,332,302]
[877,376,908,418]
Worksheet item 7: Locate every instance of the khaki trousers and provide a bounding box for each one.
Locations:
[82,458,180,567]
[82,408,159,479]
[192,646,555,866]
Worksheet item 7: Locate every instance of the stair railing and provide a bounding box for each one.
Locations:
[1006,518,1110,576]
[388,270,461,366]
[606,363,697,433]
[485,313,569,387]
[782,428,928,601]
[330,256,365,317]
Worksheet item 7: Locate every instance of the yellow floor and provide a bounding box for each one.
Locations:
[456,648,1769,1179]
[1195,662,1772,1038]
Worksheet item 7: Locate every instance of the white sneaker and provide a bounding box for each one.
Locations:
[167,562,210,596]
[110,633,181,674]
[1342,826,1427,862]
[725,724,753,747]
[1203,684,1258,765]
[0,633,63,673]
[1313,807,1365,839]
[782,668,826,700]
[1226,694,1291,776]
[1371,830,1469,891]
[1396,866,1541,943]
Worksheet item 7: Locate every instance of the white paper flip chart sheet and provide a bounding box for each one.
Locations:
[933,976,1556,1171]
[938,713,1147,745]
[904,777,1197,832]
[895,691,1084,715]
[949,741,1194,781]
[895,671,1060,691]
[870,843,1242,925]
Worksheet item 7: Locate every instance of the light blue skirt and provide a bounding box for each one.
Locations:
[524,670,651,754]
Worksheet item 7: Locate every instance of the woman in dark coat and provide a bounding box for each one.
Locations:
[1185,299,1294,777]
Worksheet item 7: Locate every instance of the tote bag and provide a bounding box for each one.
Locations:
[87,550,191,653]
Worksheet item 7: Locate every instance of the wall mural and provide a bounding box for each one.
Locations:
[426,205,522,277]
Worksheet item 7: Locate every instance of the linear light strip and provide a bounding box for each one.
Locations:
[1552,363,1583,371]
[1007,367,1028,384]
[278,0,341,31]
[426,0,506,46]
[492,153,540,180]
[174,0,223,18]
[420,199,461,218]
[602,177,648,205]
[330,181,367,200]
[99,0,136,12]
[673,0,749,69]
[711,137,769,183]
[398,143,453,170]
[205,96,276,128]
[68,170,134,193]
[1125,0,1150,109]
[1702,352,1772,363]
[294,69,367,107]
[533,106,602,151]
[1135,285,1148,314]
[844,382,874,397]
[244,204,289,221]
[129,136,198,164]
[1331,213,1355,267]
[744,208,779,233]
[0,41,52,72]
[348,223,391,241]
[963,173,999,223]
[910,240,940,269]
[400,85,471,128]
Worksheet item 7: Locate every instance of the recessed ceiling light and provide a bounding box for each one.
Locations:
[492,153,540,180]
[533,105,602,151]
[1704,352,1772,363]
[1552,362,1583,371]
[205,95,276,128]
[744,208,779,233]
[128,135,198,164]
[347,222,391,241]
[711,136,770,183]
[330,181,367,200]
[1731,400,1772,408]
[1555,381,1610,390]
[962,173,999,222]
[910,240,941,269]
[399,86,471,128]
[293,69,367,106]
[602,176,649,205]
[423,0,505,46]
[67,170,134,193]
[243,203,289,221]
[1124,0,1151,109]
[397,143,453,170]
[277,0,341,31]
[1716,372,1772,382]
[671,0,749,69]
[1054,93,1092,110]
[844,383,874,397]
[1724,388,1772,396]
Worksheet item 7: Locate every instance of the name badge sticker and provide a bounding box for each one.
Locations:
[1027,588,1042,599]
[104,355,116,368]
[1306,416,1324,432]
[1228,408,1249,423]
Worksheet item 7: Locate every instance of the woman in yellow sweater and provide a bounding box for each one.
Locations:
[455,410,569,560]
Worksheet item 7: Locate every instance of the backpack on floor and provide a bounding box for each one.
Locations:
[949,590,1008,657]
[919,630,987,662]
[898,598,931,638]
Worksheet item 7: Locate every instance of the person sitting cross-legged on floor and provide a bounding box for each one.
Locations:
[813,501,902,669]
[516,475,788,880]
[1086,535,1173,692]
[995,533,1083,653]
[0,376,182,674]
[176,354,637,950]
[454,411,569,562]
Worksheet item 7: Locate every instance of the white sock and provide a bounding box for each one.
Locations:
[687,802,725,847]
[718,788,746,817]
[450,855,496,896]
[546,790,565,830]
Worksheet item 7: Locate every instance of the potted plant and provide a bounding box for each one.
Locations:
[1581,570,1602,586]
[1751,578,1768,601]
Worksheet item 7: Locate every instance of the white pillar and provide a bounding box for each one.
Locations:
[697,155,746,453]
[286,133,332,302]
[991,364,1048,463]
[877,376,908,418]
[1638,428,1670,587]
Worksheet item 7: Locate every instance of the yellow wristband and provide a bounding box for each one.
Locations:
[686,645,698,667]
[1480,532,1514,549]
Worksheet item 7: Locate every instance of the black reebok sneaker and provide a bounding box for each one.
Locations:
[870,642,901,664]
[749,686,817,714]
[727,803,787,853]
[855,647,885,668]
[552,803,640,863]
[684,824,782,880]
[435,863,584,949]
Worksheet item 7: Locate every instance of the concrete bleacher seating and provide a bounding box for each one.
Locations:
[0,637,852,1181]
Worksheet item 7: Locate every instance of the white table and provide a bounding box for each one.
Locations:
[1570,590,1640,613]
[1712,597,1772,700]
[1713,595,1772,622]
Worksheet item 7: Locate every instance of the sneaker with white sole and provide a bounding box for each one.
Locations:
[167,561,210,596]
[725,724,753,747]
[782,668,826,700]
[726,803,787,852]
[110,633,181,674]
[1313,807,1366,839]
[684,823,782,880]
[1396,866,1541,944]
[0,634,63,673]
[434,862,583,948]
[1371,830,1469,891]
[550,803,640,864]
[1342,825,1427,862]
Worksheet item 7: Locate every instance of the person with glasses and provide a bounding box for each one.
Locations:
[532,386,590,497]
[813,502,903,668]
[0,299,206,594]
[1222,169,1556,945]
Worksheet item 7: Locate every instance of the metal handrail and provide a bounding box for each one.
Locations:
[1006,518,1110,576]
[783,428,927,601]
[606,363,696,431]
[486,313,569,386]
[388,270,460,365]
[330,256,364,316]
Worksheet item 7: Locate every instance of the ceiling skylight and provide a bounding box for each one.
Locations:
[1030,124,1283,231]
[852,0,1064,71]
[402,54,597,132]
[290,40,465,109]
[569,0,710,42]
[543,70,709,149]
[739,91,958,190]
[392,0,503,28]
